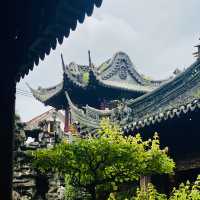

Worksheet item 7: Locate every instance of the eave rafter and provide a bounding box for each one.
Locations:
[16,0,103,82]
[26,82,64,103]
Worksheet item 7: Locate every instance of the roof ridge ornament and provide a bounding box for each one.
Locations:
[61,54,66,72]
[193,38,200,60]
[88,50,92,69]
[88,50,95,70]
[173,68,182,76]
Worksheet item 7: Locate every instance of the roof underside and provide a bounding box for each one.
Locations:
[15,0,103,81]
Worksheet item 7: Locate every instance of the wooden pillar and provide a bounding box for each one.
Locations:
[0,76,16,199]
[140,176,151,192]
[64,107,70,132]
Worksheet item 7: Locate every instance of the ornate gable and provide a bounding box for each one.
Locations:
[98,52,155,87]
[97,52,170,88]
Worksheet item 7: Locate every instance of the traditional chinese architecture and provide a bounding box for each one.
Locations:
[31,39,200,190]
[2,1,103,198]
[29,51,170,132]
[119,41,200,190]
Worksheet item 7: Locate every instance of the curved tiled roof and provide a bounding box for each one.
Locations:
[123,99,200,132]
[65,92,111,128]
[16,0,103,82]
[90,73,156,93]
[29,52,171,105]
[121,59,200,132]
[62,51,170,93]
[84,105,112,115]
[96,52,170,86]
[27,82,63,103]
[65,92,101,128]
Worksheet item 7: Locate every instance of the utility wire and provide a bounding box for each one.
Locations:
[17,88,32,94]
[16,93,33,98]
[16,91,32,96]
[16,88,34,98]
[16,90,32,95]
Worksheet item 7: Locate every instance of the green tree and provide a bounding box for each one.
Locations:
[32,119,174,200]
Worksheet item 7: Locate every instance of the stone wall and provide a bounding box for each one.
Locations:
[13,128,65,200]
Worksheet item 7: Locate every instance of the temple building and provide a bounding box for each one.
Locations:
[29,51,170,132]
[29,40,200,190]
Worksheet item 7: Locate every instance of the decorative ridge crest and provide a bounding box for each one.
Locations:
[83,105,112,115]
[127,59,200,106]
[63,60,89,88]
[97,51,170,86]
[123,99,200,132]
[89,67,155,93]
[120,60,200,131]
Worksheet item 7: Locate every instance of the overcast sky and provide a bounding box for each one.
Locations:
[16,0,200,122]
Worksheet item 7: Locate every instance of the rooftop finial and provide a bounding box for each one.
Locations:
[88,50,92,69]
[61,54,66,72]
[193,38,200,60]
[173,68,181,76]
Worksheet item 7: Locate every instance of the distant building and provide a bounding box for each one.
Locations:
[25,109,70,147]
[25,108,65,133]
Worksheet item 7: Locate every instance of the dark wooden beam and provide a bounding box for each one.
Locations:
[176,156,200,172]
[0,1,16,198]
[0,72,16,199]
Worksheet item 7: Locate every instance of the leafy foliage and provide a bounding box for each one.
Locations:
[169,175,200,200]
[32,119,174,200]
[133,183,167,200]
[110,175,200,200]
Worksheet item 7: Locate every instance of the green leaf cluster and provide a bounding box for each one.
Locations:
[133,183,167,200]
[125,176,200,200]
[112,175,200,200]
[32,118,174,200]
[169,175,200,200]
